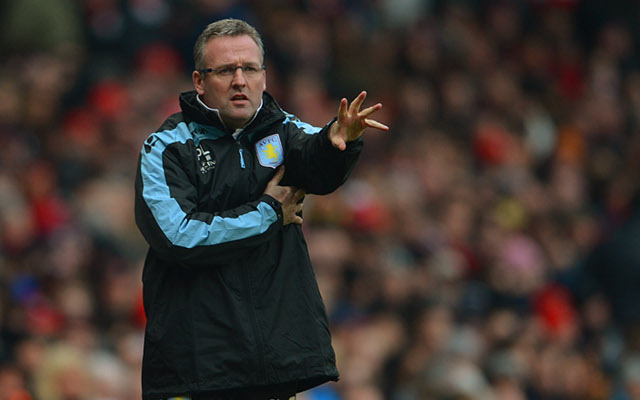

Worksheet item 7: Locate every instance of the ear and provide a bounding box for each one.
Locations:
[192,70,205,95]
[262,67,267,91]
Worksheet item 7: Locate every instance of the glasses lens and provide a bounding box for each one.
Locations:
[218,67,236,76]
[213,65,262,77]
[243,66,258,76]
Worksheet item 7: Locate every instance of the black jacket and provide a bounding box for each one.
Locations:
[134,91,363,399]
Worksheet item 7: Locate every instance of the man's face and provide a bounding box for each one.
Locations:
[193,35,266,130]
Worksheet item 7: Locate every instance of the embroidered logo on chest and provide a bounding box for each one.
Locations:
[255,134,283,168]
[196,145,216,174]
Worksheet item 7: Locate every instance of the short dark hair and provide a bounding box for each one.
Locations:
[193,18,264,70]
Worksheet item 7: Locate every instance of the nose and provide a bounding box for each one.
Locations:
[231,67,247,87]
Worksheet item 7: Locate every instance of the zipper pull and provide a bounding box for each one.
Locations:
[238,148,246,169]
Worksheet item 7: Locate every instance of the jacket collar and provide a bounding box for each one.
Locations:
[195,94,264,134]
[179,90,286,140]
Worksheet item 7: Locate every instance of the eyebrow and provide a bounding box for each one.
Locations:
[214,62,261,68]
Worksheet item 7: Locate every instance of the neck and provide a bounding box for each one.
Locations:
[196,94,263,131]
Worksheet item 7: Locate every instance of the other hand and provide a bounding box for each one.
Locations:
[329,91,389,151]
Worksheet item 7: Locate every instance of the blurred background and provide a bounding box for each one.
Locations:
[1,0,640,399]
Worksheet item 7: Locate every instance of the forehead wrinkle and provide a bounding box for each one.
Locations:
[205,36,262,67]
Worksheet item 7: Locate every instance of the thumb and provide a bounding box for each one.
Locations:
[331,137,346,151]
[329,128,346,151]
[329,120,347,151]
[271,165,285,184]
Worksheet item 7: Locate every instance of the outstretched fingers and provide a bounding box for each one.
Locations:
[349,91,367,115]
[331,91,387,150]
[359,103,382,118]
[359,103,387,131]
[365,119,389,131]
[338,98,348,120]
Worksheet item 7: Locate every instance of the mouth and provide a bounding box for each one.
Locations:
[231,94,249,102]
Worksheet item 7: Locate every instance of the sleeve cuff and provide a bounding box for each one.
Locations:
[322,117,363,152]
[261,194,283,221]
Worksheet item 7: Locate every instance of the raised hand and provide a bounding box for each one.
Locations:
[329,91,389,151]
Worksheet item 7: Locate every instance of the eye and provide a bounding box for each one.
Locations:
[243,66,259,74]
[218,66,236,76]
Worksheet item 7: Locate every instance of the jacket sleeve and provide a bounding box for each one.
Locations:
[135,130,283,266]
[280,114,363,195]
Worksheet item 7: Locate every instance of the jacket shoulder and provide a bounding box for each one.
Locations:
[142,113,192,154]
[281,111,323,135]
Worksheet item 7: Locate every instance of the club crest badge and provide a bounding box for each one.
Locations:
[255,134,284,168]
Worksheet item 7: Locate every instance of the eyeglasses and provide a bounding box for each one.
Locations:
[198,64,266,78]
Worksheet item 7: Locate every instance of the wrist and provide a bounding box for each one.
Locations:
[261,194,283,220]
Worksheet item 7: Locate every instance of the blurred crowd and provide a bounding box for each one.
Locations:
[1,0,640,399]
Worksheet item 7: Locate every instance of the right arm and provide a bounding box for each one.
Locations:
[134,130,301,266]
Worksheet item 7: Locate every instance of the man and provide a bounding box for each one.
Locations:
[134,18,387,400]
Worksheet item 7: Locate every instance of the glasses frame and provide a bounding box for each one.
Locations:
[197,65,266,77]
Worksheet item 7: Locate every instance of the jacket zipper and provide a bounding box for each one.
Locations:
[235,135,265,379]
[237,143,246,169]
